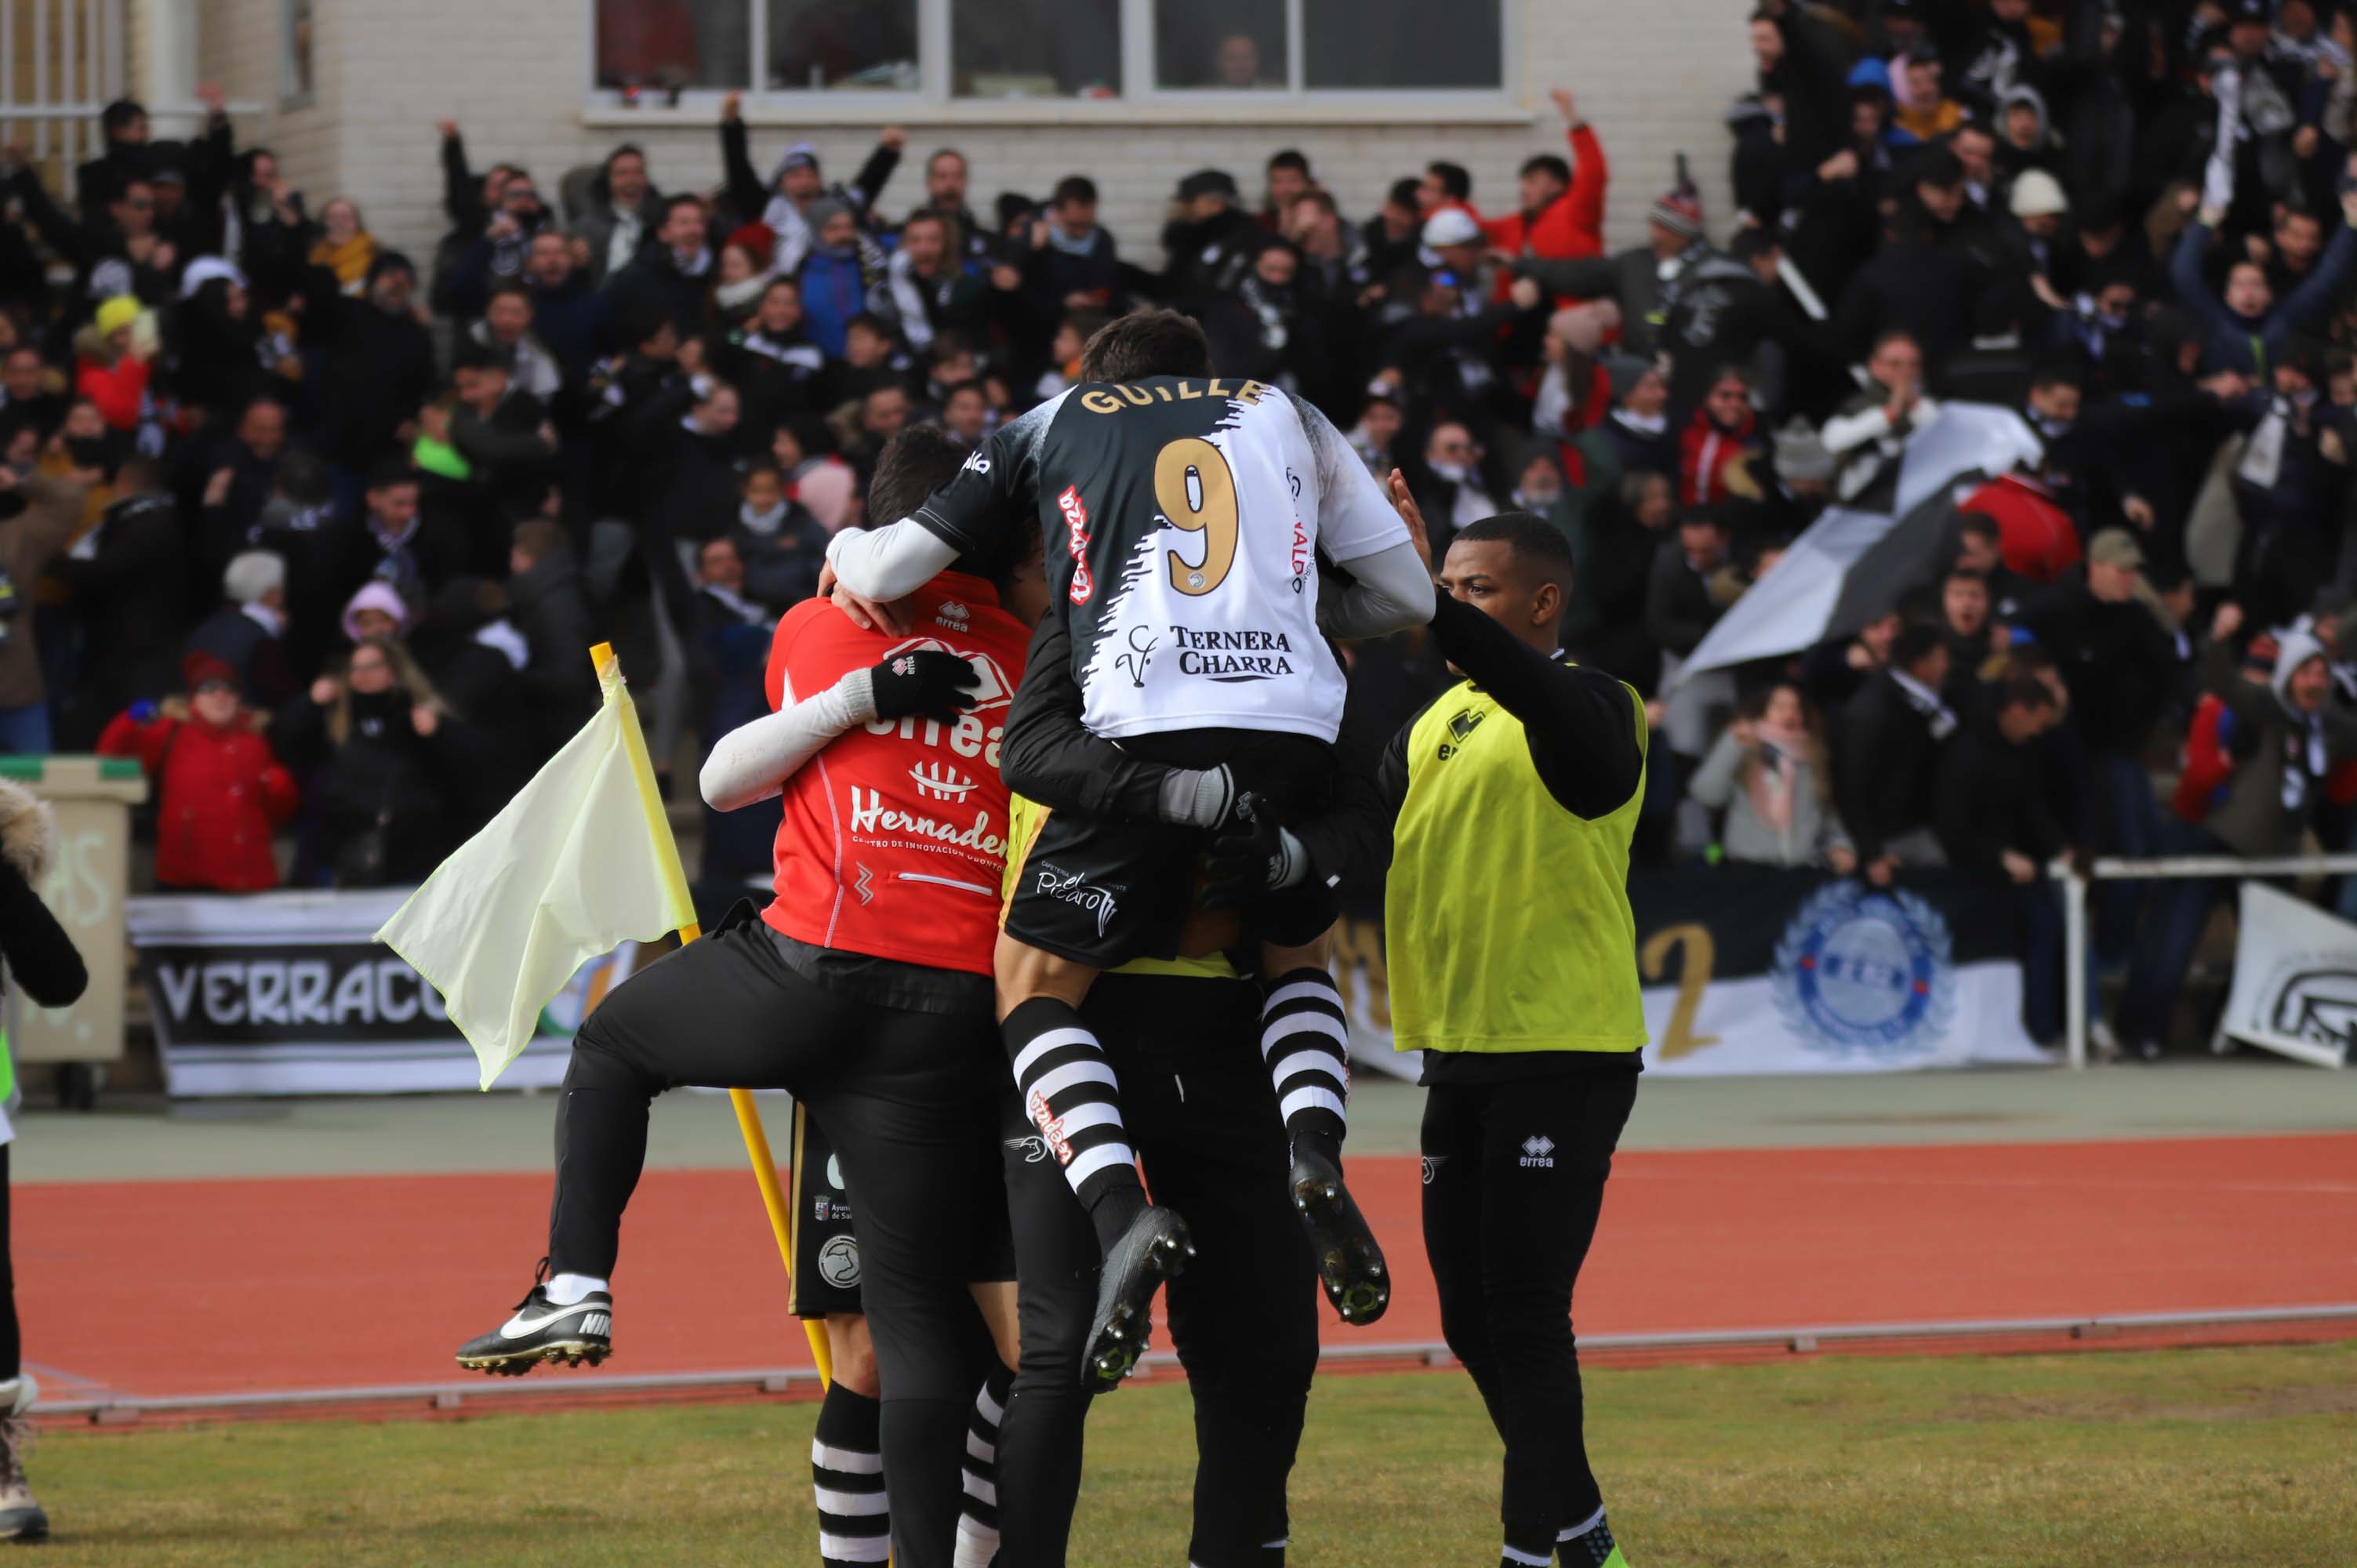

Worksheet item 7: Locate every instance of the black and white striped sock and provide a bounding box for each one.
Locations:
[1261,968,1351,1168]
[811,1383,890,1566]
[1004,996,1146,1253]
[953,1360,1013,1567]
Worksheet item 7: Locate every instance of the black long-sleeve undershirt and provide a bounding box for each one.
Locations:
[0,856,84,1011]
[1374,593,1647,829]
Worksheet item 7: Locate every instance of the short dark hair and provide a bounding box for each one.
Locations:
[1051,175,1098,207]
[486,278,532,306]
[100,98,145,136]
[869,424,973,538]
[844,311,892,341]
[365,458,418,494]
[658,192,706,226]
[1944,565,1988,593]
[511,518,569,564]
[1426,161,1473,201]
[1387,177,1422,211]
[901,209,947,235]
[1453,511,1573,592]
[2028,356,2084,394]
[1959,513,2000,543]
[1998,677,2056,713]
[1520,153,1571,186]
[1267,148,1309,176]
[1912,145,1965,191]
[1892,620,1948,672]
[452,337,510,374]
[1079,309,1214,383]
[605,143,646,172]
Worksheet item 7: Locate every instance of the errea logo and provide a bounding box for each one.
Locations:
[936,599,971,631]
[1518,1135,1556,1169]
[910,760,979,802]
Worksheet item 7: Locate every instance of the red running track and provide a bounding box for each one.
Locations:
[22,1134,2357,1402]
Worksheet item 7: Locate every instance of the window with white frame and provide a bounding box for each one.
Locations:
[590,0,1504,102]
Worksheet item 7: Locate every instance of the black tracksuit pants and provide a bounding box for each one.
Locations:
[995,973,1321,1568]
[549,909,1004,1568]
[1420,1063,1639,1554]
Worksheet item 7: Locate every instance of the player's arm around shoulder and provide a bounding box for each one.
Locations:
[703,604,888,812]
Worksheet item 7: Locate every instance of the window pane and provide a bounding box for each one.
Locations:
[596,0,751,89]
[1304,0,1500,89]
[768,0,920,90]
[1154,1,1285,90]
[952,0,1120,98]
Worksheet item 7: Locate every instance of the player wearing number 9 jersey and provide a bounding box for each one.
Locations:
[827,311,1436,1391]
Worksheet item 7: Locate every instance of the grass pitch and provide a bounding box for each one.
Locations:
[32,1342,2357,1566]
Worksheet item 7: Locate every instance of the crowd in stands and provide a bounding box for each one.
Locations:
[8,1,2357,1059]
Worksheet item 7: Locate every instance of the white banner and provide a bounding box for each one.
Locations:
[2220,883,2355,1068]
[1676,404,2043,683]
[128,891,641,1096]
[1327,875,2051,1080]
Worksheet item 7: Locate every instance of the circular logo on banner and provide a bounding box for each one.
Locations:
[1771,884,1956,1058]
[817,1234,862,1288]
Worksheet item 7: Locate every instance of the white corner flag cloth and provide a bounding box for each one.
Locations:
[378,648,695,1088]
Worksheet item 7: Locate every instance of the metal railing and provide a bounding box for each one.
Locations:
[2057,852,2357,1069]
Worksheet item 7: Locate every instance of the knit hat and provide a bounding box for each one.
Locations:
[340,580,412,644]
[1421,207,1483,249]
[1773,419,1836,485]
[2010,169,2068,220]
[772,141,820,186]
[1648,190,1705,241]
[179,256,247,300]
[2228,0,2269,25]
[2244,633,2282,675]
[94,296,140,339]
[183,650,239,695]
[1605,355,1654,401]
[2087,528,2145,570]
[804,195,852,236]
[1176,169,1240,203]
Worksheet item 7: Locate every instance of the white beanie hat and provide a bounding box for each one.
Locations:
[2010,169,2068,220]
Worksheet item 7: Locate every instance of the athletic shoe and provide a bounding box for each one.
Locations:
[456,1278,614,1376]
[0,1375,44,1544]
[1291,1150,1389,1327]
[1083,1206,1192,1392]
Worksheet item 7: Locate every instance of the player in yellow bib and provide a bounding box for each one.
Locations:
[1375,495,1647,1568]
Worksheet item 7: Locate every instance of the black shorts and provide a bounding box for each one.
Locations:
[787,1096,1019,1321]
[788,1101,864,1319]
[1001,728,1342,967]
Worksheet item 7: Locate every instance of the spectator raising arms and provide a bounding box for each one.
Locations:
[98,652,297,892]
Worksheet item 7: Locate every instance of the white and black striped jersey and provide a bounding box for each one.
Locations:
[908,377,1410,742]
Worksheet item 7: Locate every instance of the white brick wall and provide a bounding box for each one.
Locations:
[187,0,1751,281]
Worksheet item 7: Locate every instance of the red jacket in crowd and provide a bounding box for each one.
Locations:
[1958,474,2083,583]
[99,709,297,891]
[74,352,148,433]
[1679,404,1760,507]
[1484,122,1608,266]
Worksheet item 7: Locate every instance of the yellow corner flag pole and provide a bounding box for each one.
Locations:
[591,643,834,1391]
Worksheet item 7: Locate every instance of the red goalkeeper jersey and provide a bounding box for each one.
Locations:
[761,571,1030,976]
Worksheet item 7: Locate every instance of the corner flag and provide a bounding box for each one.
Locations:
[378,643,696,1088]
